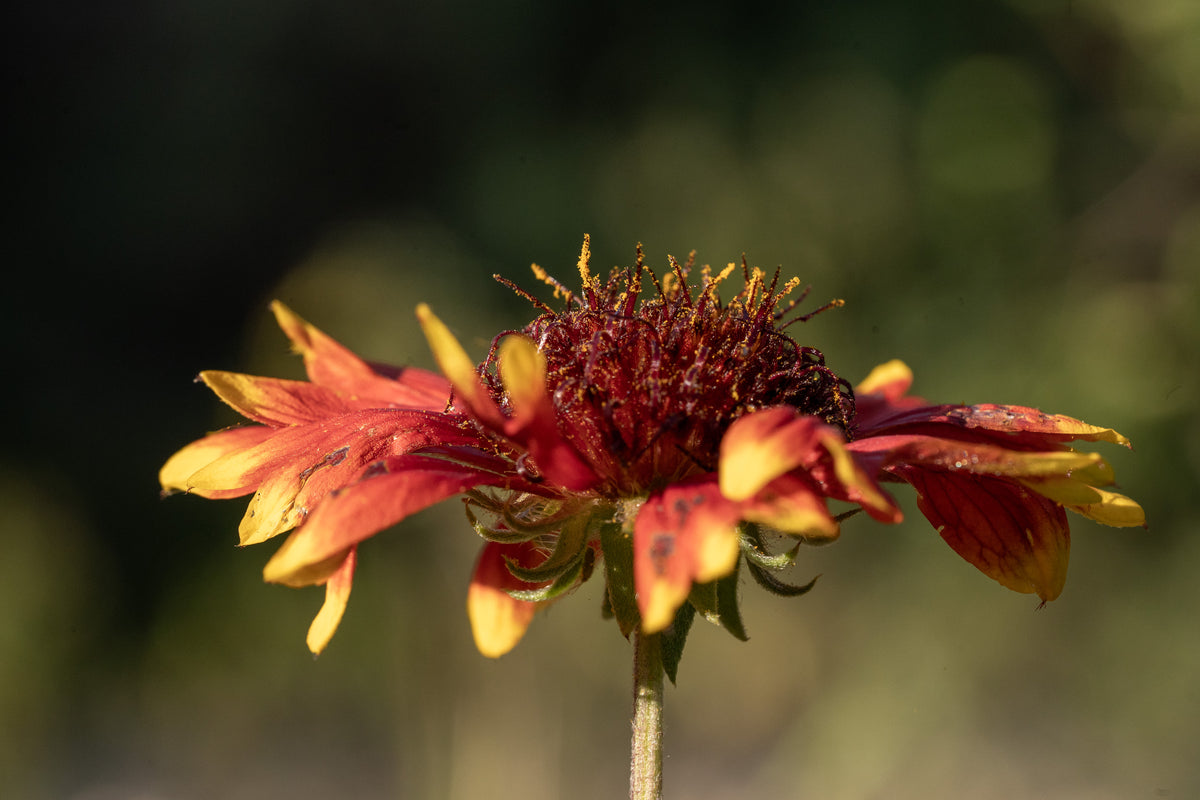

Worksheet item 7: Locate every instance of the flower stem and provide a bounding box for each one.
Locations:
[630,629,664,800]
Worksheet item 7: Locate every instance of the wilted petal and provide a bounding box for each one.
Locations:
[848,433,1146,530]
[467,540,546,658]
[497,334,598,491]
[271,301,449,410]
[306,548,357,655]
[159,426,274,498]
[634,478,742,632]
[898,467,1070,601]
[263,455,512,587]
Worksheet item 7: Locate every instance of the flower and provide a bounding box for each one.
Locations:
[161,237,1144,662]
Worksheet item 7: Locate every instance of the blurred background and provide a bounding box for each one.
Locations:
[6,0,1198,797]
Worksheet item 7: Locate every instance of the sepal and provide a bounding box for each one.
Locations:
[660,602,696,685]
[600,520,640,638]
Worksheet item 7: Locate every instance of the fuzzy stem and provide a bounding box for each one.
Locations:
[630,630,664,800]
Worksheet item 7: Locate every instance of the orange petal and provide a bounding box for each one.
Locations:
[199,371,358,426]
[263,456,507,587]
[901,468,1070,601]
[720,408,900,523]
[415,304,505,428]
[739,473,840,540]
[815,430,903,523]
[719,407,821,501]
[634,479,742,632]
[270,301,449,410]
[1023,479,1146,528]
[856,359,913,399]
[187,409,471,543]
[306,548,357,655]
[467,541,545,658]
[159,426,274,498]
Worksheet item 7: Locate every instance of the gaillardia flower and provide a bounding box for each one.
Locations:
[161,238,1144,665]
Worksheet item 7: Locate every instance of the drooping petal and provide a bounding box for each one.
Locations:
[263,455,514,587]
[159,426,274,498]
[467,540,547,658]
[634,478,742,633]
[271,301,449,410]
[897,466,1070,602]
[497,334,598,491]
[847,433,1146,529]
[306,547,357,655]
[416,303,507,429]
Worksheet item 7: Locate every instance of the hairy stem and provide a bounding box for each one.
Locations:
[630,630,663,800]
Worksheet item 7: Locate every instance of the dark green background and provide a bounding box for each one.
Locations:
[6,1,1197,798]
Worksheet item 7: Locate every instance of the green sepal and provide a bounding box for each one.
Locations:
[600,520,640,638]
[740,525,801,570]
[714,565,749,641]
[660,601,695,685]
[464,503,540,544]
[746,559,820,597]
[688,577,718,618]
[504,513,590,582]
[506,552,586,603]
[500,504,576,536]
[600,585,615,619]
[688,561,749,642]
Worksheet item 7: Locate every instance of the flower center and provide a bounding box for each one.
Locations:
[489,242,855,497]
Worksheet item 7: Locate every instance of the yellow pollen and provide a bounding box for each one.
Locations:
[576,233,596,293]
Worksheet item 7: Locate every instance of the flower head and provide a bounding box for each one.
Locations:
[162,238,1144,665]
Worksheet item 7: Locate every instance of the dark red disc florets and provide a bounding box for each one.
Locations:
[486,241,855,497]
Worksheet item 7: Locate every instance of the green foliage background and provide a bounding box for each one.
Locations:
[6,1,1197,797]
